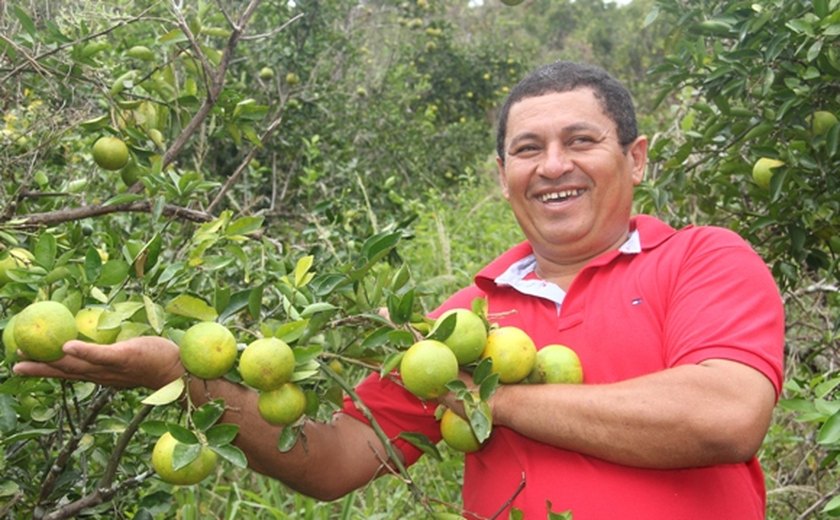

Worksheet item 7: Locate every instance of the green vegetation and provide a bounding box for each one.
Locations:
[0,0,837,518]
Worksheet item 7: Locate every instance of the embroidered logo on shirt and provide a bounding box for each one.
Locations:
[631,298,643,306]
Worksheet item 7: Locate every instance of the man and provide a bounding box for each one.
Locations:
[15,61,784,519]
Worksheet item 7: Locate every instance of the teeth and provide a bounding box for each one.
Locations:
[538,189,584,202]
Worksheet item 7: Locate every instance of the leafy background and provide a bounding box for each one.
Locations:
[0,0,838,518]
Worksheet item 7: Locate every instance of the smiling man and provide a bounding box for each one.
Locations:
[15,61,785,519]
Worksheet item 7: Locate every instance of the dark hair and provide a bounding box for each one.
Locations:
[496,61,638,161]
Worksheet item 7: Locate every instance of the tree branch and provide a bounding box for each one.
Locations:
[3,200,213,229]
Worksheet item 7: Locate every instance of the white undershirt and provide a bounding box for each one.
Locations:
[494,230,642,308]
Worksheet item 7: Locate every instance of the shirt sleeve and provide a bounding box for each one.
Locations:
[663,227,785,396]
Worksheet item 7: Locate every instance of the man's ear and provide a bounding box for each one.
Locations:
[497,156,510,199]
[627,136,648,185]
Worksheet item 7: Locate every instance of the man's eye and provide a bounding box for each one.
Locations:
[569,135,596,145]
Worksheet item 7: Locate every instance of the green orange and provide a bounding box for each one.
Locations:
[151,432,217,485]
[440,408,482,453]
[481,326,536,383]
[238,337,295,391]
[14,301,78,362]
[179,322,237,379]
[431,308,487,365]
[257,382,307,425]
[399,339,459,400]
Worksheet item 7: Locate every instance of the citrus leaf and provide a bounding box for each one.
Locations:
[817,410,840,445]
[225,215,264,237]
[167,423,198,444]
[428,312,456,341]
[33,233,56,270]
[211,443,247,468]
[274,319,308,343]
[277,424,301,452]
[143,295,165,334]
[141,377,185,406]
[398,431,442,461]
[294,255,315,288]
[206,423,239,446]
[300,302,337,317]
[97,260,130,286]
[172,442,201,471]
[165,294,218,321]
[380,351,404,377]
[193,400,225,431]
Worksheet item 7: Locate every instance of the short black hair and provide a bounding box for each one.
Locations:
[496,61,638,161]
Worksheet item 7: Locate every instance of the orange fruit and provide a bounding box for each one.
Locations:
[257,382,307,425]
[151,432,217,485]
[0,248,34,284]
[440,408,481,453]
[399,339,459,400]
[431,308,487,365]
[179,322,237,379]
[75,307,120,344]
[14,301,78,362]
[92,136,130,171]
[526,344,583,384]
[481,326,536,383]
[238,337,295,391]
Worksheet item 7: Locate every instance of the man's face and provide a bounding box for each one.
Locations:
[497,88,647,265]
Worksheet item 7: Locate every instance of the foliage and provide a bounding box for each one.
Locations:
[647,0,840,516]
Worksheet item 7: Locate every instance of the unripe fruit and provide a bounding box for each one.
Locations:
[239,337,295,391]
[14,301,78,362]
[259,67,274,80]
[526,344,583,384]
[481,326,536,383]
[257,383,307,425]
[75,307,119,344]
[151,432,217,485]
[0,248,34,284]
[400,339,459,400]
[440,408,481,453]
[430,309,487,365]
[92,136,130,171]
[809,110,838,136]
[179,322,237,379]
[751,157,784,189]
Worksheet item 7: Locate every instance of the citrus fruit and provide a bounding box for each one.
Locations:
[809,110,838,136]
[259,66,274,80]
[526,344,583,384]
[13,301,78,362]
[431,309,487,365]
[399,339,459,400]
[3,315,19,363]
[481,326,537,383]
[151,432,218,485]
[751,157,784,189]
[0,248,34,284]
[75,307,120,344]
[285,72,300,85]
[257,382,307,425]
[440,408,482,453]
[92,136,130,171]
[238,337,295,391]
[179,322,237,379]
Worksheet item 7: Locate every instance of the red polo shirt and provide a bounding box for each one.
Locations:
[343,215,784,519]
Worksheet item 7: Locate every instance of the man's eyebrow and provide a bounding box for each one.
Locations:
[507,123,611,149]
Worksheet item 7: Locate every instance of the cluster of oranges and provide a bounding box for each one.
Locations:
[398,308,583,453]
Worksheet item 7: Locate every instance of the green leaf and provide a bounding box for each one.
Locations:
[273,319,308,343]
[206,423,239,445]
[398,431,442,461]
[193,400,226,431]
[172,442,201,471]
[821,494,840,516]
[13,6,37,38]
[97,260,130,286]
[465,399,493,443]
[248,284,264,320]
[84,246,102,281]
[546,501,574,520]
[103,193,144,207]
[817,410,840,445]
[300,302,337,317]
[167,423,199,444]
[277,425,301,452]
[294,255,315,288]
[141,378,185,406]
[225,216,264,237]
[165,294,218,321]
[33,233,56,270]
[143,295,165,334]
[211,443,248,468]
[428,313,456,341]
[380,351,404,377]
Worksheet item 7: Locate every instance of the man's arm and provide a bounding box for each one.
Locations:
[13,337,391,501]
[471,359,776,469]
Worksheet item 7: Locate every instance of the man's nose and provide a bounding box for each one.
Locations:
[539,143,574,178]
